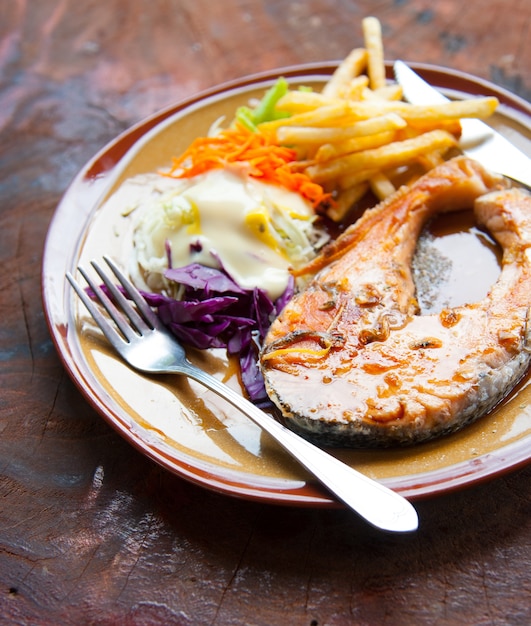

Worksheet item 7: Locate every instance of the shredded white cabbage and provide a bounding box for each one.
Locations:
[130,168,329,300]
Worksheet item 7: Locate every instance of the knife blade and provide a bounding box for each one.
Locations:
[393,60,531,188]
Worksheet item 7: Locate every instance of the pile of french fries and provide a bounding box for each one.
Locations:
[258,17,498,221]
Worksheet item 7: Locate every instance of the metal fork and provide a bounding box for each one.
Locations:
[66,256,418,533]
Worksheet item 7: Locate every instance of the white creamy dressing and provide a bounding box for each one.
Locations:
[130,168,325,299]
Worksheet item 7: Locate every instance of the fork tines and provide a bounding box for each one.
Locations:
[66,256,160,346]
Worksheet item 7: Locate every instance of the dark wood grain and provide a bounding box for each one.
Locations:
[1,1,530,624]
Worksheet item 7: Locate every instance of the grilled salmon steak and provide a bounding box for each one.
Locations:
[260,157,531,446]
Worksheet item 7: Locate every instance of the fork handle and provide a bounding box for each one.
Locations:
[174,363,418,533]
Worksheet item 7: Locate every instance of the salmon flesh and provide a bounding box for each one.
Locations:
[260,157,531,446]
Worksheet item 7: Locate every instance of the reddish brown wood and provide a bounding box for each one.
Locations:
[1,1,530,624]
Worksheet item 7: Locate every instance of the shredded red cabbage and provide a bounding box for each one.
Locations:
[140,263,294,406]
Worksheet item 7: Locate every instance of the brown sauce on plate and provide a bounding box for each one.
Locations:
[413,209,502,314]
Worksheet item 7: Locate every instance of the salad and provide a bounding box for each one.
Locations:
[128,79,331,405]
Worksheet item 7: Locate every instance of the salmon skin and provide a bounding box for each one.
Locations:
[260,157,531,447]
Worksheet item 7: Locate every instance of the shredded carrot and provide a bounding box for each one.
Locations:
[165,125,331,209]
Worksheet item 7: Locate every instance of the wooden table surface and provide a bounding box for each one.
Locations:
[2,1,530,624]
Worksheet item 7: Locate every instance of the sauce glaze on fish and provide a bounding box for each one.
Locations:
[260,157,531,447]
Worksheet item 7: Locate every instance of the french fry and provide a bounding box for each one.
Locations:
[399,118,463,137]
[391,98,498,122]
[306,129,457,185]
[259,102,352,134]
[328,182,370,221]
[315,130,398,162]
[369,172,396,200]
[362,17,387,90]
[273,93,497,124]
[322,48,368,97]
[341,98,499,122]
[362,84,403,101]
[342,75,370,100]
[417,150,447,171]
[274,91,335,114]
[276,113,406,145]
